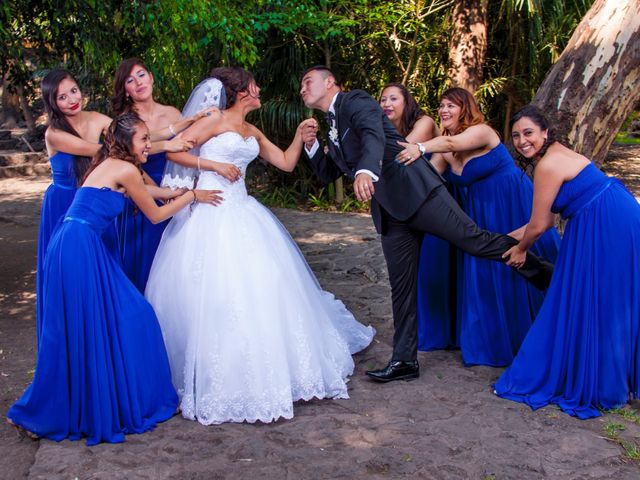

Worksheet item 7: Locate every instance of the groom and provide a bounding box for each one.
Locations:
[299,65,553,382]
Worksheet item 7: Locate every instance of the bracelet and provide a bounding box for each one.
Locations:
[168,124,177,136]
[190,189,197,205]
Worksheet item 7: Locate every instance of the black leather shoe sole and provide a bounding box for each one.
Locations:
[365,370,420,383]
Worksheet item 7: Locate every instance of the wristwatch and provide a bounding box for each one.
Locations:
[416,142,426,155]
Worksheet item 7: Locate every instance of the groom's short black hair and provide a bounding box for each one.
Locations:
[302,65,341,87]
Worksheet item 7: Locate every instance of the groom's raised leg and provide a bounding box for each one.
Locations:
[408,185,553,290]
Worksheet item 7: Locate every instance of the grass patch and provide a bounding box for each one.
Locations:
[603,421,625,439]
[614,132,640,145]
[602,408,640,461]
[607,407,640,424]
[622,441,640,461]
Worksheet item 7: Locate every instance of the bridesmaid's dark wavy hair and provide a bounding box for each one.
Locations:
[380,83,425,137]
[209,67,255,108]
[111,58,151,115]
[42,69,91,182]
[82,113,145,183]
[510,105,558,173]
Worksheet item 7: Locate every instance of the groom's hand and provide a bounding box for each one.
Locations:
[354,173,375,201]
[299,119,318,149]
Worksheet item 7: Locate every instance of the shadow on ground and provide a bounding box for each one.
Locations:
[1,161,640,479]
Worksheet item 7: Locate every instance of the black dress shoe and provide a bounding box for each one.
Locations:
[365,360,419,382]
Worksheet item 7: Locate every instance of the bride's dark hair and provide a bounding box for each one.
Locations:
[209,67,255,108]
[82,113,145,183]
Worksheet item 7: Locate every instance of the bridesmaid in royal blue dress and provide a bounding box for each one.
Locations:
[110,58,209,291]
[36,69,112,345]
[378,83,459,352]
[497,106,640,418]
[398,88,560,366]
[8,113,223,444]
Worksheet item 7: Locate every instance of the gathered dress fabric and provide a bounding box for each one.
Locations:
[35,152,77,345]
[9,187,178,445]
[495,163,640,418]
[145,131,375,425]
[116,152,170,291]
[417,144,560,366]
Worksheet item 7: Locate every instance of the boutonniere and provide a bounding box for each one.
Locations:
[329,126,339,144]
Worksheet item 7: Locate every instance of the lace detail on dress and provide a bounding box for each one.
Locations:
[145,128,375,425]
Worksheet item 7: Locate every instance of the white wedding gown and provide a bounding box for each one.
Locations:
[145,131,375,425]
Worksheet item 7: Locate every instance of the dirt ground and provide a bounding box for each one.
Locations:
[1,147,640,479]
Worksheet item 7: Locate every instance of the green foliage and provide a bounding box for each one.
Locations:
[483,0,593,128]
[3,0,598,210]
[615,133,640,145]
[254,185,300,209]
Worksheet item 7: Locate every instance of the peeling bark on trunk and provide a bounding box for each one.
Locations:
[447,0,489,93]
[532,0,640,165]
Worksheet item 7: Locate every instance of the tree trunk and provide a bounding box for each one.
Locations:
[17,86,36,131]
[532,0,640,165]
[0,75,22,128]
[447,0,489,93]
[503,14,520,140]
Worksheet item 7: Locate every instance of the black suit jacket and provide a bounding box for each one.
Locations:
[307,90,444,233]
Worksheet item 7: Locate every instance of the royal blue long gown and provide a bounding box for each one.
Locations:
[417,144,560,366]
[495,163,640,418]
[116,152,169,291]
[35,152,77,345]
[9,187,178,445]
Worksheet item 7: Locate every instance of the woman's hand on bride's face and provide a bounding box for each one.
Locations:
[211,161,242,182]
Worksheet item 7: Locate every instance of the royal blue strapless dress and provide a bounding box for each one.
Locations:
[418,144,560,366]
[9,187,178,445]
[495,163,640,418]
[36,152,77,345]
[116,152,169,291]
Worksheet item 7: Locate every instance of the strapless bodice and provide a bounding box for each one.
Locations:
[196,131,260,204]
[551,163,618,219]
[64,187,125,232]
[49,151,77,190]
[449,144,518,187]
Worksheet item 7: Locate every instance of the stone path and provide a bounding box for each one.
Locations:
[1,176,640,479]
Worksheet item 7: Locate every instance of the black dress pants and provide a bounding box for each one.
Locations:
[380,184,553,362]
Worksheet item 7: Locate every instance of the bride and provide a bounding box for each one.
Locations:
[145,67,375,425]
